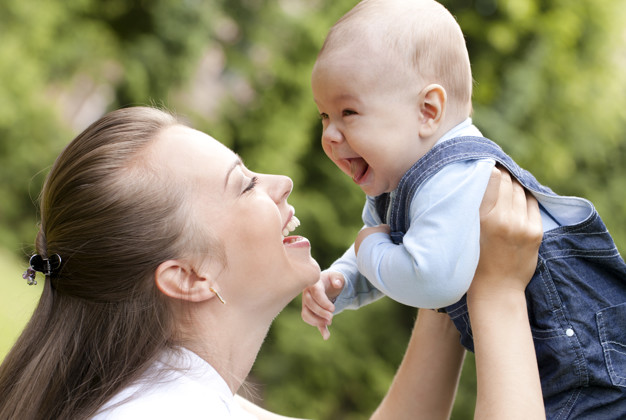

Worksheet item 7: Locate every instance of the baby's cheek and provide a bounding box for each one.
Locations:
[321,145,336,163]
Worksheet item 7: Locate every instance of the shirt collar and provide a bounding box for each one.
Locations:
[435,118,483,146]
[159,347,234,400]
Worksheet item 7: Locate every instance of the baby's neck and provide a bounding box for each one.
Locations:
[431,114,470,144]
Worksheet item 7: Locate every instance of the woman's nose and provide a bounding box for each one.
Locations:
[267,174,293,204]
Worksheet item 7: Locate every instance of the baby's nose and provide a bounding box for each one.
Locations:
[322,123,343,144]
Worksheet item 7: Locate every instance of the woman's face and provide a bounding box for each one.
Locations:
[154,125,320,311]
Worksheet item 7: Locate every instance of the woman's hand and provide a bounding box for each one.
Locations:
[469,166,543,304]
[355,224,390,256]
[469,167,545,420]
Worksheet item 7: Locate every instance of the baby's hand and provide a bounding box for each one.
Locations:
[301,271,345,340]
[355,224,391,255]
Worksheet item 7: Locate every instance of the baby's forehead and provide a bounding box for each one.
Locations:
[323,20,453,69]
[316,35,419,86]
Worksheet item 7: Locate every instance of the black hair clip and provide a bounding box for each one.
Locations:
[22,254,62,286]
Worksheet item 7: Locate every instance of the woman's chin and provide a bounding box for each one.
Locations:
[296,259,321,288]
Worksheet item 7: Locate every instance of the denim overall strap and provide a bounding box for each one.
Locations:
[374,192,391,227]
[378,136,554,244]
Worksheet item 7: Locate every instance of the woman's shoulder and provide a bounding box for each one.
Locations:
[92,348,241,419]
[93,388,229,419]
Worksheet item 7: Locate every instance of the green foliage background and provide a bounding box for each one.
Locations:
[0,0,624,418]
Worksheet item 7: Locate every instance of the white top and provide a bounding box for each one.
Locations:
[93,347,257,419]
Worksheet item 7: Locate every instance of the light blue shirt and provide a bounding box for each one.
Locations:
[331,119,558,312]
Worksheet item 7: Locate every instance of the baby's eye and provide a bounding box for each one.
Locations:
[243,176,258,194]
[319,112,329,120]
[342,109,357,117]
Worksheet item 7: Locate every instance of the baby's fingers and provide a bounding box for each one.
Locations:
[326,272,345,300]
[318,325,331,340]
[302,288,334,323]
[301,303,333,340]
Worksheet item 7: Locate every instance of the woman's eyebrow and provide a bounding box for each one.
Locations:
[224,155,243,190]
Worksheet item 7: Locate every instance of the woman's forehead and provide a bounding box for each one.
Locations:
[159,125,233,161]
[153,125,238,185]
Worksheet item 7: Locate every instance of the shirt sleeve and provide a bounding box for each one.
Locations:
[356,159,495,309]
[328,197,385,314]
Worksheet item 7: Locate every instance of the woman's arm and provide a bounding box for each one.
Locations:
[370,309,465,420]
[467,168,545,419]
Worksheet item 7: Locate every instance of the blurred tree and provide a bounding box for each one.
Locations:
[0,0,75,253]
[0,0,220,253]
[1,0,625,419]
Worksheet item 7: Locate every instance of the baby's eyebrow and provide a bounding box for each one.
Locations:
[224,155,243,190]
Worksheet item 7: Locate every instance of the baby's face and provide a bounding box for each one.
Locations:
[311,50,433,197]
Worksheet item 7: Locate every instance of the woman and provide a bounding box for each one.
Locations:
[0,107,543,419]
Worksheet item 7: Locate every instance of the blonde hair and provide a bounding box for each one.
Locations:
[0,107,215,419]
[319,0,473,117]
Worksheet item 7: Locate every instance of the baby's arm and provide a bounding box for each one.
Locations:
[301,197,388,339]
[357,159,495,309]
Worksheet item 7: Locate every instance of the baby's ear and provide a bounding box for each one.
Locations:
[154,260,215,302]
[418,84,446,138]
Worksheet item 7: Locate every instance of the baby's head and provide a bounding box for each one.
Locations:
[312,0,472,196]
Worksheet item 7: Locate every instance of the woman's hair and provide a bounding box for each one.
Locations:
[0,107,208,419]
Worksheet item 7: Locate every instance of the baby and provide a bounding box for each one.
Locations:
[302,0,626,418]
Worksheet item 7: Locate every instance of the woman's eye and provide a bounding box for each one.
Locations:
[319,112,329,120]
[342,109,357,117]
[243,176,258,194]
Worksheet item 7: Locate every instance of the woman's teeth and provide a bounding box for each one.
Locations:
[282,215,300,237]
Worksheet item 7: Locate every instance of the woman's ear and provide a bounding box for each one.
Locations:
[155,260,215,303]
[418,84,447,138]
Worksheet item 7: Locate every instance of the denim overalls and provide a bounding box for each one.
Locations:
[375,136,626,419]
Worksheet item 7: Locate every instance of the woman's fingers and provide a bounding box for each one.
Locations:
[474,166,543,292]
[526,192,543,242]
[479,167,501,220]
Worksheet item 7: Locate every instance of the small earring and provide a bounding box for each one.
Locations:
[210,287,226,304]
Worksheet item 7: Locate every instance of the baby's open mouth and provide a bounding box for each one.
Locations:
[349,158,369,183]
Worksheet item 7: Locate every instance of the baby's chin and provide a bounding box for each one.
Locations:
[358,174,396,197]
[361,185,386,197]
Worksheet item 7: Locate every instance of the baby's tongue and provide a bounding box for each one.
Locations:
[349,158,368,183]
